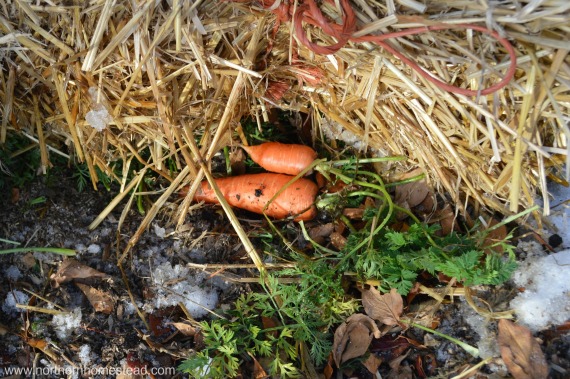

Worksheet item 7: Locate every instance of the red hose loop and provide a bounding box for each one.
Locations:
[244,0,517,96]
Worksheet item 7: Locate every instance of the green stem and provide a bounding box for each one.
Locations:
[484,205,539,234]
[136,180,145,215]
[0,238,20,246]
[384,173,426,188]
[401,319,479,357]
[0,247,76,256]
[328,156,406,167]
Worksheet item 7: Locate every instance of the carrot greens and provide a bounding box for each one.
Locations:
[180,153,523,378]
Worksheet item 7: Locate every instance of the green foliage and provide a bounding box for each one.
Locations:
[179,265,359,378]
[0,133,42,189]
[73,162,115,192]
[179,292,297,378]
[339,217,517,294]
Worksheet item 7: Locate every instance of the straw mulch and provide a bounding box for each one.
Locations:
[1,1,568,246]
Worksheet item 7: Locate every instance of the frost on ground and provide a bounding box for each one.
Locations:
[2,290,29,317]
[460,299,500,360]
[146,262,219,318]
[52,307,82,340]
[78,344,94,366]
[510,249,570,332]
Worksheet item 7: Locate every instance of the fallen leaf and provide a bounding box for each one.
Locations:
[434,204,457,236]
[387,351,413,379]
[168,322,196,336]
[395,180,430,210]
[249,352,268,379]
[333,314,381,367]
[362,353,382,374]
[261,316,279,338]
[362,287,403,326]
[414,353,437,378]
[116,369,140,379]
[323,358,334,379]
[27,338,47,349]
[147,313,170,336]
[329,232,347,250]
[230,148,246,176]
[126,351,148,372]
[26,338,60,363]
[342,207,365,219]
[75,282,114,314]
[51,259,108,288]
[483,218,507,254]
[309,223,335,245]
[498,319,548,379]
[370,334,424,353]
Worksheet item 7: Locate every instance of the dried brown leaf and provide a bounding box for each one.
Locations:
[168,322,197,336]
[343,207,365,219]
[436,204,457,236]
[386,351,412,379]
[362,353,383,374]
[75,282,114,314]
[323,359,334,379]
[309,223,335,245]
[329,231,347,250]
[362,287,403,326]
[249,352,268,379]
[230,148,246,176]
[51,259,108,288]
[483,218,507,254]
[498,319,548,379]
[395,180,430,209]
[333,314,382,367]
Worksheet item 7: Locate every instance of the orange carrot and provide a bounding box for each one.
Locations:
[241,142,317,176]
[193,173,318,221]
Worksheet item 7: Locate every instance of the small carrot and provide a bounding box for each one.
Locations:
[241,142,317,176]
[192,173,318,221]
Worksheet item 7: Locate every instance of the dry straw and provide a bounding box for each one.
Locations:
[0,1,568,258]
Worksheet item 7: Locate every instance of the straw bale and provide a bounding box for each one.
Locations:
[1,0,568,236]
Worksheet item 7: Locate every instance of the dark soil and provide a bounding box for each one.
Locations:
[0,173,246,378]
[1,173,568,379]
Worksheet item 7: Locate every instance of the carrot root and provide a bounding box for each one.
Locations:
[241,142,317,176]
[192,173,318,221]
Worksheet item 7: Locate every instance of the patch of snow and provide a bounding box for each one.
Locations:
[460,299,499,359]
[5,265,22,281]
[153,224,166,238]
[146,262,218,318]
[87,244,101,254]
[2,290,29,316]
[52,307,82,340]
[510,249,570,332]
[78,344,93,366]
[86,106,112,132]
[85,87,112,133]
[122,299,139,316]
